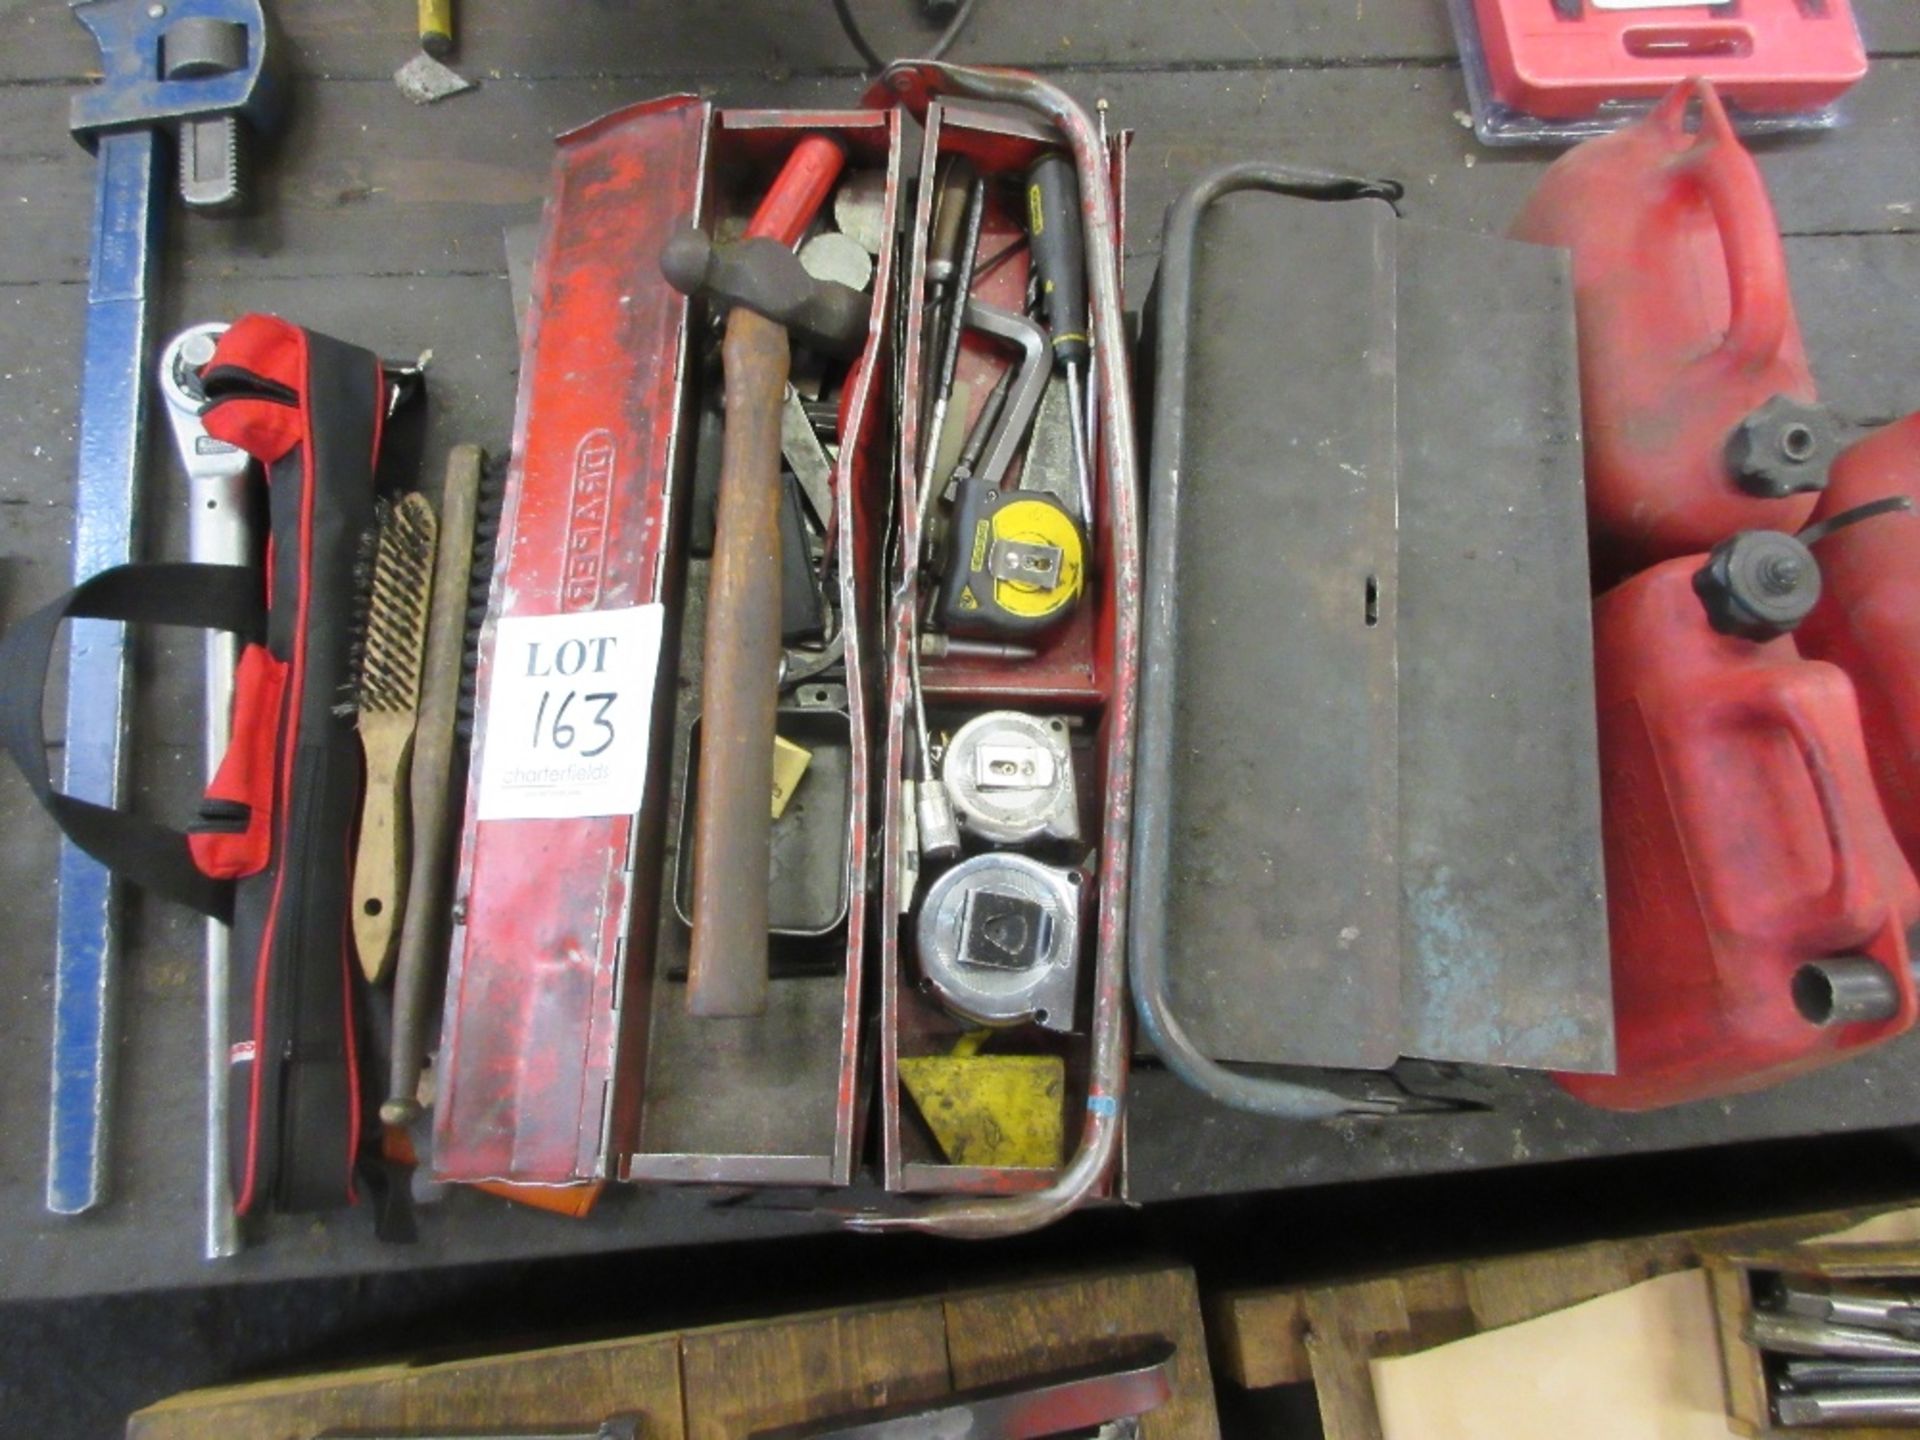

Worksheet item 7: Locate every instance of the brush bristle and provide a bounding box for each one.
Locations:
[354,492,436,715]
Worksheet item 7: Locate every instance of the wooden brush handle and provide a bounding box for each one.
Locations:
[353,720,415,984]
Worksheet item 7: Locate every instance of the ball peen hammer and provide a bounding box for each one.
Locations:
[661,136,870,1017]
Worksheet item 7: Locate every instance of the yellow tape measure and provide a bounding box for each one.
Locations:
[939,482,1086,638]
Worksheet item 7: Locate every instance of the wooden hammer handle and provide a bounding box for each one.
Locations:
[686,306,790,1017]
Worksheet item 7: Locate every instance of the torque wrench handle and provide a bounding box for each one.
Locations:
[164,322,250,1258]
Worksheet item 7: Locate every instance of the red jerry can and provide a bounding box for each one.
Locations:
[1797,414,1920,870]
[1509,79,1839,583]
[1562,531,1920,1111]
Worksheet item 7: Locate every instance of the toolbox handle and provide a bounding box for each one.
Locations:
[1660,80,1791,372]
[1129,160,1431,1123]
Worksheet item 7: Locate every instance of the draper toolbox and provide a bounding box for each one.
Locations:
[434,66,1141,1233]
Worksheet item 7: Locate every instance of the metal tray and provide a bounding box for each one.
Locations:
[672,684,853,938]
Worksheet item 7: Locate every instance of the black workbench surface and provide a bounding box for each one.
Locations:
[3,1,1919,1303]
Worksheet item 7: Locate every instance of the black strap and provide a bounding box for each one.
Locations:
[0,563,265,922]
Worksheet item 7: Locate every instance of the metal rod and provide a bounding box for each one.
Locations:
[917,171,987,537]
[1776,1388,1920,1425]
[1064,364,1094,524]
[1749,1310,1920,1360]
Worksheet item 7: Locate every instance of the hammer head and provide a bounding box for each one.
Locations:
[662,225,871,361]
[69,0,280,144]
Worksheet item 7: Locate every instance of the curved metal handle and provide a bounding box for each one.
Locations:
[1129,160,1424,1121]
[851,59,1139,1239]
[1656,80,1790,371]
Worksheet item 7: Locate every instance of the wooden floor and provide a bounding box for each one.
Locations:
[2,1,1918,1300]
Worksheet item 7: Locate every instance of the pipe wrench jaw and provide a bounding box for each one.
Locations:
[70,0,282,214]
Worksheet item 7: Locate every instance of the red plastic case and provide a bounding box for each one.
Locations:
[1451,0,1866,144]
[1475,0,1867,119]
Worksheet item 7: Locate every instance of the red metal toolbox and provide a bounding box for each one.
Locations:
[434,99,900,1187]
[871,86,1135,1214]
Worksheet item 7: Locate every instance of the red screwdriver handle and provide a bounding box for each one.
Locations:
[746,134,849,247]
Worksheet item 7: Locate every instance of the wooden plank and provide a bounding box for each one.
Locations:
[1790,234,1920,427]
[1103,61,1920,248]
[1860,1,1920,53]
[1304,1279,1410,1440]
[126,1331,684,1440]
[1210,1290,1311,1389]
[1466,1241,1653,1331]
[680,1301,952,1440]
[1705,1259,1773,1439]
[1395,1266,1477,1352]
[7,0,1915,87]
[943,1266,1219,1440]
[0,0,1453,85]
[1214,1206,1914,1399]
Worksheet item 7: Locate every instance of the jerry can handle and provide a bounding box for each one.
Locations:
[1724,675,1872,928]
[1658,79,1790,372]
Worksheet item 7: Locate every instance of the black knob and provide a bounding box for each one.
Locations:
[1694,530,1822,640]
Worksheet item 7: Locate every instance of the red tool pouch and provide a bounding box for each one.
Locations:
[0,313,418,1215]
[190,642,289,880]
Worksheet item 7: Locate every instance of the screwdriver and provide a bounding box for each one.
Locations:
[921,158,980,443]
[1025,151,1094,526]
[919,167,988,534]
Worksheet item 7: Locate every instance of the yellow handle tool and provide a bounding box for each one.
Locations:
[417,0,453,57]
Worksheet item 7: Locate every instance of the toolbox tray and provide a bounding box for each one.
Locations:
[671,685,853,941]
[875,100,1132,1197]
[439,100,900,1189]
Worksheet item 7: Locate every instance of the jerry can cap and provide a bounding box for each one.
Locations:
[1694,530,1821,640]
[1725,395,1839,500]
